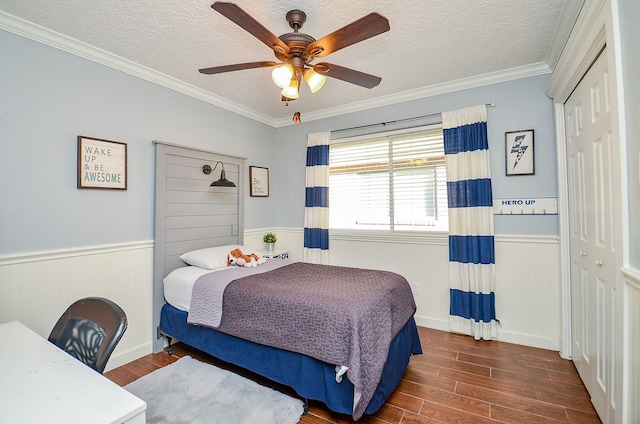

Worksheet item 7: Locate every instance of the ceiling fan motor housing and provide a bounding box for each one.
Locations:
[276,9,323,65]
[286,9,306,30]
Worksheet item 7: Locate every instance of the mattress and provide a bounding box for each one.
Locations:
[163,265,215,312]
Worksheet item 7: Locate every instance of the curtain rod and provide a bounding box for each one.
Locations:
[331,103,495,134]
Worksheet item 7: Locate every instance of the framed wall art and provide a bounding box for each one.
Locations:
[249,166,269,197]
[77,136,127,189]
[505,129,534,176]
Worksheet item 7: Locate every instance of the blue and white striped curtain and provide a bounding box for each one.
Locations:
[303,132,330,264]
[443,105,497,340]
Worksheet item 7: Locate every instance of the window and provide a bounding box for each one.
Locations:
[329,126,448,232]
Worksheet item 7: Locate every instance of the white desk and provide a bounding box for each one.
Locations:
[0,321,146,424]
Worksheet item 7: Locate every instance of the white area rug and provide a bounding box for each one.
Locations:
[125,356,304,424]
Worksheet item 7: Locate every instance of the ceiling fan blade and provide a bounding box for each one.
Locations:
[199,61,277,75]
[212,2,290,54]
[314,63,382,88]
[307,13,389,58]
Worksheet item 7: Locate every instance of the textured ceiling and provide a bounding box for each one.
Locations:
[0,0,567,125]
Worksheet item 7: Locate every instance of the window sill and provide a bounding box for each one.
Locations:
[329,230,449,246]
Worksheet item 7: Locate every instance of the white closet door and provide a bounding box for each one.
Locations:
[565,47,621,423]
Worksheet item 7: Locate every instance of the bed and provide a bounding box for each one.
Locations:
[157,245,422,421]
[152,144,421,420]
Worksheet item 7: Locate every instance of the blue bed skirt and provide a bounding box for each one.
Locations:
[159,303,422,416]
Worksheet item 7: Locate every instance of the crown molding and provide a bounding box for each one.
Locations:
[1,10,551,129]
[546,0,607,103]
[273,62,551,127]
[545,0,586,72]
[0,10,274,126]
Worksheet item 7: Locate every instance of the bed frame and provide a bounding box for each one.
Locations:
[152,142,422,418]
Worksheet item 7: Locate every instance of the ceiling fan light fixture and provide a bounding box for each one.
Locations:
[281,78,300,99]
[271,64,294,88]
[303,69,327,93]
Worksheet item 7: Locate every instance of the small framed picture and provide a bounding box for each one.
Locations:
[505,130,534,176]
[249,166,269,197]
[77,136,127,189]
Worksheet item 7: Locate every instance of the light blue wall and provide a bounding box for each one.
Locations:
[619,0,640,267]
[0,30,278,255]
[274,74,558,235]
[0,28,559,257]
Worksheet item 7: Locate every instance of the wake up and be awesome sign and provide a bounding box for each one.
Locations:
[77,136,128,190]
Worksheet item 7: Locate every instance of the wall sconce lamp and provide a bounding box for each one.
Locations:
[202,162,236,187]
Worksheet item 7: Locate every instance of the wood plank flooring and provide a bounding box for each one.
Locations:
[105,326,602,423]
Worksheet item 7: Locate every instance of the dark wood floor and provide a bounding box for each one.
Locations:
[105,326,602,423]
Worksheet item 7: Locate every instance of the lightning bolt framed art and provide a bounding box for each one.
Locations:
[505,129,534,176]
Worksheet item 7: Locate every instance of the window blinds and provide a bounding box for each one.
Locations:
[329,127,448,232]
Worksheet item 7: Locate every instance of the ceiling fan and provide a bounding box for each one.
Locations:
[198,2,390,102]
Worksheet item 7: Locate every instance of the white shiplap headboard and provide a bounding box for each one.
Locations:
[152,141,245,352]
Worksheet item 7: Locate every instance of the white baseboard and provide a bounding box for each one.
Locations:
[414,314,560,351]
[414,315,449,332]
[106,342,153,372]
[495,329,560,351]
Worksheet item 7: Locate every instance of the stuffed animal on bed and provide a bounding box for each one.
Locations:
[227,248,266,267]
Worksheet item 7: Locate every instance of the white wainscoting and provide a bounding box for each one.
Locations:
[247,228,562,351]
[0,241,154,371]
[622,266,640,424]
[0,232,566,373]
[493,235,561,350]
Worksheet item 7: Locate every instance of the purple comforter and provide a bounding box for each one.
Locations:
[188,260,417,420]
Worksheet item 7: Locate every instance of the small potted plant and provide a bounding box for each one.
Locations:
[263,232,277,251]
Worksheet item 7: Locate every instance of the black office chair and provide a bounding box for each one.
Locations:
[48,297,127,374]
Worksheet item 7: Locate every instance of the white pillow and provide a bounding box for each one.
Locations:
[179,245,244,270]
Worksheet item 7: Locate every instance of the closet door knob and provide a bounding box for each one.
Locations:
[595,260,603,267]
[580,251,587,257]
